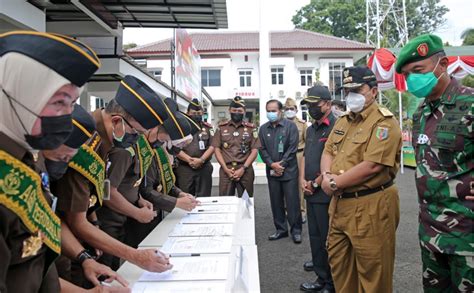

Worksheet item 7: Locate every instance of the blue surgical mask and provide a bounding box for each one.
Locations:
[406,59,444,98]
[266,112,279,122]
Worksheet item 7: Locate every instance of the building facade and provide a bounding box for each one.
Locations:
[128,30,374,125]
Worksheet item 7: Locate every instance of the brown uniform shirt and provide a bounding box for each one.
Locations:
[107,147,140,204]
[0,132,60,292]
[179,122,214,160]
[293,118,307,151]
[55,109,112,213]
[211,120,261,165]
[323,102,402,193]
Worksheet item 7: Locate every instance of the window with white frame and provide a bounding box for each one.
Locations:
[201,69,221,87]
[271,67,284,85]
[329,62,345,100]
[239,70,252,87]
[149,69,162,80]
[300,69,313,86]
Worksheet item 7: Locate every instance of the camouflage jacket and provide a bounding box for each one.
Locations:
[412,78,473,256]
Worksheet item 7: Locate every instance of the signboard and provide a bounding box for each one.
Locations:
[175,29,201,100]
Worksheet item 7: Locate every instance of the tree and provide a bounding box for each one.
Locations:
[461,28,474,45]
[123,43,137,51]
[292,0,449,47]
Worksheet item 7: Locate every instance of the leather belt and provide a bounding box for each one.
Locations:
[297,148,304,153]
[339,180,394,199]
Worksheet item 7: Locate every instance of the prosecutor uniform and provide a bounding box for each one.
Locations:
[322,66,402,292]
[259,102,302,243]
[212,97,260,197]
[0,31,99,292]
[176,99,214,197]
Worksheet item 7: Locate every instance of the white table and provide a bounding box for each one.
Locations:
[115,197,260,292]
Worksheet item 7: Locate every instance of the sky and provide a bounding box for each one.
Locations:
[123,0,474,47]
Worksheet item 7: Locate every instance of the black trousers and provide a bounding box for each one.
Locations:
[306,200,333,287]
[267,177,302,235]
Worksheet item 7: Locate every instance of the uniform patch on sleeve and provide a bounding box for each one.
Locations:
[376,127,389,140]
[334,129,345,135]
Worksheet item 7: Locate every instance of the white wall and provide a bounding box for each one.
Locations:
[0,0,45,32]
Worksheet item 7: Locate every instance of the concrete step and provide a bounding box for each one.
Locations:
[211,162,268,186]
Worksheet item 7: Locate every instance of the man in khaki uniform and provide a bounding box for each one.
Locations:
[212,96,260,197]
[320,66,402,293]
[284,97,308,222]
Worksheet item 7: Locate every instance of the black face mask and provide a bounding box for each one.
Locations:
[308,105,325,121]
[113,132,139,149]
[190,115,203,124]
[25,114,73,150]
[230,113,244,123]
[45,159,69,181]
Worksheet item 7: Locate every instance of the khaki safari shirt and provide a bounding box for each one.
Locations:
[323,102,402,193]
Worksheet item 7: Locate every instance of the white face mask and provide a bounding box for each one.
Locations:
[331,106,344,118]
[284,110,296,119]
[346,92,366,113]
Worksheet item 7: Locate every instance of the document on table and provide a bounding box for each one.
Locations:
[132,281,227,293]
[180,213,236,224]
[168,223,234,237]
[161,236,233,255]
[189,204,239,214]
[138,255,229,282]
[197,196,240,205]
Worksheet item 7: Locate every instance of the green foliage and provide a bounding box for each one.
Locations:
[461,28,474,45]
[123,43,138,51]
[461,75,474,88]
[292,0,449,47]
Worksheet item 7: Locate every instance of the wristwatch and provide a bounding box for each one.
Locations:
[76,249,94,265]
[312,181,319,189]
[329,178,338,191]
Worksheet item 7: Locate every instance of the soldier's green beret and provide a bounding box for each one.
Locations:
[395,34,444,73]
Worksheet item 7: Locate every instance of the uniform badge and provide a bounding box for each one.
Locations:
[210,129,215,136]
[22,231,43,258]
[133,178,143,187]
[375,127,389,140]
[157,184,163,192]
[233,131,239,137]
[223,142,229,149]
[253,130,258,138]
[244,128,248,132]
[417,134,429,145]
[417,43,429,57]
[89,195,98,208]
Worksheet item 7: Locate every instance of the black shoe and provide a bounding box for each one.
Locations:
[292,233,302,244]
[299,279,324,292]
[268,231,288,241]
[303,260,314,271]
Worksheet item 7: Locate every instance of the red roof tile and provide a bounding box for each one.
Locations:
[127,29,373,56]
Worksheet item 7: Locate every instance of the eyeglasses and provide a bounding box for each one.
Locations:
[112,115,144,134]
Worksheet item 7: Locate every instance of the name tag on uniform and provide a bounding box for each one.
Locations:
[417,134,429,145]
[103,179,111,200]
[199,140,206,150]
[278,141,284,153]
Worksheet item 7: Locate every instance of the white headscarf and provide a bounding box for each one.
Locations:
[0,52,70,150]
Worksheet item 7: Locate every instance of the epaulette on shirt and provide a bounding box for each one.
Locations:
[218,120,229,127]
[243,121,256,128]
[202,121,213,128]
[378,107,394,117]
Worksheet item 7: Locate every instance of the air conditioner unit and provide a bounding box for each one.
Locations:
[295,91,302,98]
[278,90,285,97]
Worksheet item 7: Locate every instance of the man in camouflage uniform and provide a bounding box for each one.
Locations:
[397,34,473,292]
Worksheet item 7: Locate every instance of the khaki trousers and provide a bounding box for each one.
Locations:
[296,151,306,215]
[327,185,400,293]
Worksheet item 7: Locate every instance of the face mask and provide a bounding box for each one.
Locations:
[406,59,443,98]
[284,110,296,119]
[331,106,344,119]
[25,114,73,150]
[112,119,139,148]
[190,115,203,124]
[346,92,366,113]
[45,159,69,181]
[309,105,325,120]
[230,113,244,123]
[266,112,279,122]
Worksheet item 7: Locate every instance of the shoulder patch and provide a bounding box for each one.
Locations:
[218,120,229,126]
[378,107,393,117]
[203,121,213,128]
[126,147,135,157]
[243,121,255,128]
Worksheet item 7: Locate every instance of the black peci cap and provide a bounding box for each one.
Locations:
[65,104,96,148]
[301,85,332,105]
[0,31,100,87]
[341,66,377,89]
[115,75,170,129]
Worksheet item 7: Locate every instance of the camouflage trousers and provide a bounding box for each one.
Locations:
[421,246,474,293]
